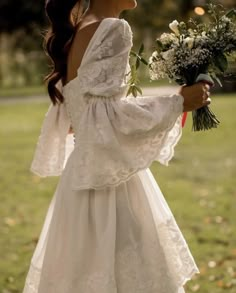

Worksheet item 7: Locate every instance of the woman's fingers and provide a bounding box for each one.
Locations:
[204,83,211,91]
[202,96,211,107]
[203,90,210,100]
[180,82,212,112]
[201,83,211,106]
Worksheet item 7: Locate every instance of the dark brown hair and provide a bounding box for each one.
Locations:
[44,0,83,105]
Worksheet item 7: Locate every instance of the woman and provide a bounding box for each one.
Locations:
[23,0,211,292]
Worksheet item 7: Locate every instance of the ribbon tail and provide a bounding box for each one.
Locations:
[182,112,188,127]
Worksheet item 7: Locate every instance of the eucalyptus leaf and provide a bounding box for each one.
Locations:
[127,44,149,98]
[132,86,138,97]
[225,9,236,19]
[126,86,133,97]
[138,43,145,55]
[140,58,148,65]
[156,39,163,49]
[136,86,143,95]
[130,51,137,57]
[215,53,228,73]
[211,72,223,87]
[135,58,140,70]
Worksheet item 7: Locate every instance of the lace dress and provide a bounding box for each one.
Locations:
[22,18,200,293]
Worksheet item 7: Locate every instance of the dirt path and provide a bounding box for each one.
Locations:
[0,86,179,105]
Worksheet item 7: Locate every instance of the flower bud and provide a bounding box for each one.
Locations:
[169,20,180,35]
[184,37,194,49]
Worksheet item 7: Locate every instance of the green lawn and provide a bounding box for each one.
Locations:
[0,94,235,293]
[0,86,46,98]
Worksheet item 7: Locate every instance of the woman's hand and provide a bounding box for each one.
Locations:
[179,82,211,112]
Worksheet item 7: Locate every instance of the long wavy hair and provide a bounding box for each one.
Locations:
[44,0,87,105]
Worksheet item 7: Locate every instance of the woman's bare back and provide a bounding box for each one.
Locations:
[65,19,102,85]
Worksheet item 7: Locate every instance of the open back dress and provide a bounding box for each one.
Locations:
[22,17,200,293]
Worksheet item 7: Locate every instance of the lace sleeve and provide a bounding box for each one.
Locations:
[30,101,74,177]
[69,93,184,190]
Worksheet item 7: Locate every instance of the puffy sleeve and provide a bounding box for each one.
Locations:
[68,19,184,190]
[30,84,74,177]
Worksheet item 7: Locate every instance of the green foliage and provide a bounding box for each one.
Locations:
[126,44,148,97]
[0,0,46,33]
[215,53,228,73]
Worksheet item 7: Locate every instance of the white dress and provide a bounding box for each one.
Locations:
[23,18,200,293]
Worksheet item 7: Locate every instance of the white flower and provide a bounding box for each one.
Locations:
[169,20,180,35]
[160,32,178,45]
[195,35,202,43]
[221,16,231,23]
[160,33,171,44]
[184,37,194,49]
[188,28,195,37]
[149,51,158,63]
[152,51,158,58]
[201,31,209,40]
[161,49,175,61]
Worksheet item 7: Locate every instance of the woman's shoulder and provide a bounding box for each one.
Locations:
[100,18,133,44]
[105,17,132,33]
[104,17,131,28]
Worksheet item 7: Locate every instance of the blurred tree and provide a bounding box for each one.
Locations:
[0,0,234,88]
[0,0,47,51]
[122,0,199,47]
[0,0,46,33]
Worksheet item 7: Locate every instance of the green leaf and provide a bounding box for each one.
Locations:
[140,57,148,66]
[156,39,163,49]
[131,64,137,76]
[128,43,148,98]
[126,86,133,97]
[130,51,137,58]
[225,9,236,19]
[138,43,145,55]
[214,53,228,73]
[211,72,223,87]
[135,86,143,95]
[135,58,140,70]
[132,86,138,97]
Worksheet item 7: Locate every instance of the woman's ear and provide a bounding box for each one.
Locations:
[71,2,84,26]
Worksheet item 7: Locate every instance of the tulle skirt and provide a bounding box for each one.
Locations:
[22,164,199,293]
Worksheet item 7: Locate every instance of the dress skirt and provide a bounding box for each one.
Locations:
[22,156,200,293]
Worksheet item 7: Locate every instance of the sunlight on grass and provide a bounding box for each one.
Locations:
[0,86,46,98]
[0,94,235,292]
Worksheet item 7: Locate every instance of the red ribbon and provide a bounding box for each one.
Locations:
[182,112,188,127]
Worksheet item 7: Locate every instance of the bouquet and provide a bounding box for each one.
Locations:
[148,4,236,131]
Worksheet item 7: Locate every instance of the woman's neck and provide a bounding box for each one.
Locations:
[85,2,121,19]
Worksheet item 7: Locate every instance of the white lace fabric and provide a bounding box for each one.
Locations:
[30,101,72,177]
[23,217,198,293]
[30,18,184,190]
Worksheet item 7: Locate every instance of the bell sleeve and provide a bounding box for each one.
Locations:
[30,83,74,177]
[68,19,184,190]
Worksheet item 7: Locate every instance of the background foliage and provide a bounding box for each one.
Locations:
[0,0,235,91]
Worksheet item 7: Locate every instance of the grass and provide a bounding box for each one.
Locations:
[0,94,235,292]
[0,86,46,98]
